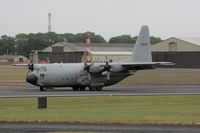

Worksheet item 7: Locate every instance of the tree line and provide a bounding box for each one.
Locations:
[0,32,161,57]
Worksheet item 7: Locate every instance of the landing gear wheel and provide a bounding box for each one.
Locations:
[40,87,46,91]
[47,87,54,90]
[96,87,103,91]
[72,87,79,91]
[89,87,95,91]
[79,87,86,91]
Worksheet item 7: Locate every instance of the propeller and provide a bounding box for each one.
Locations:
[28,64,34,72]
[104,61,111,80]
[84,61,111,80]
[84,63,92,80]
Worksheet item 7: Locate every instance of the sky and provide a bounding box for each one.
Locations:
[0,0,200,40]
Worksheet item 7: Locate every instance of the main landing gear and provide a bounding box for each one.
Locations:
[40,87,46,91]
[89,87,103,91]
[39,86,103,91]
[72,86,103,91]
[40,87,54,91]
[72,86,86,91]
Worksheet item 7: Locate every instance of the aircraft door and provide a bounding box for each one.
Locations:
[37,67,49,85]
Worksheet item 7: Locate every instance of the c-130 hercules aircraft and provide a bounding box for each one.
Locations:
[19,26,171,91]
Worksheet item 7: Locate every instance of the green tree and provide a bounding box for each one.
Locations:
[109,35,134,43]
[0,35,16,55]
[73,32,106,43]
[15,33,29,56]
[150,36,162,44]
[46,32,63,44]
[61,33,75,42]
[0,31,161,58]
[109,35,162,44]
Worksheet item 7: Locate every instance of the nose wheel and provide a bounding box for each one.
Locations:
[40,87,47,91]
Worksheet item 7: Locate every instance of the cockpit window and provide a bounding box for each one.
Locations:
[39,67,47,72]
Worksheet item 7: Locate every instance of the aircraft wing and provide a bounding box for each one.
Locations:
[119,62,174,70]
[120,62,174,66]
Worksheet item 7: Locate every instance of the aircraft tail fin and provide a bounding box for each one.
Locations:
[131,25,152,62]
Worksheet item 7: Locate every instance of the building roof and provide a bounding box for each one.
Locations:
[179,37,200,46]
[0,55,26,59]
[151,37,200,52]
[153,37,200,47]
[90,51,132,55]
[43,42,134,52]
[43,37,200,53]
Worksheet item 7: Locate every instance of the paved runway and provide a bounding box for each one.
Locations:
[1,83,200,132]
[1,123,200,133]
[1,83,200,97]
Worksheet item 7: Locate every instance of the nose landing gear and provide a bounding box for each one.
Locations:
[40,87,47,91]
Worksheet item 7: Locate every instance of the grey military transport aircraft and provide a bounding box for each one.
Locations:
[15,25,171,91]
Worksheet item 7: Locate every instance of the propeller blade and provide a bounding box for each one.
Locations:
[107,72,110,80]
[84,62,92,80]
[88,73,91,80]
[28,64,34,72]
[104,61,111,80]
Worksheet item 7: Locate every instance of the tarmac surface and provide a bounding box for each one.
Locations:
[1,83,200,132]
[0,83,200,97]
[0,123,200,133]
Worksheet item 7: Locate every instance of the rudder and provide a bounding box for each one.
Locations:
[131,25,152,62]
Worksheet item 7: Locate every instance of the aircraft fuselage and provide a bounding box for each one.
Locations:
[27,63,132,89]
[24,26,170,91]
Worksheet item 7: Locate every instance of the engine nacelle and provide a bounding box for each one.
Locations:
[89,64,104,73]
[110,64,124,72]
[89,63,124,73]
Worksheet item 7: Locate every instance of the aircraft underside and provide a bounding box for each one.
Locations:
[39,73,132,91]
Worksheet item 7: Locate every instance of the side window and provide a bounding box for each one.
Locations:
[39,67,47,72]
[40,73,45,79]
[35,68,39,74]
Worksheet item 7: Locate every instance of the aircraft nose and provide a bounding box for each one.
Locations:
[26,73,38,85]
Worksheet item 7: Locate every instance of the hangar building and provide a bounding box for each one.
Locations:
[0,55,28,64]
[34,37,200,68]
[151,37,200,52]
[151,37,200,68]
[36,42,132,64]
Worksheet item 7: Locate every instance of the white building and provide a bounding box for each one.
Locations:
[0,55,28,64]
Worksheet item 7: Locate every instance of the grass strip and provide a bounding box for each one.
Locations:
[0,96,200,125]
